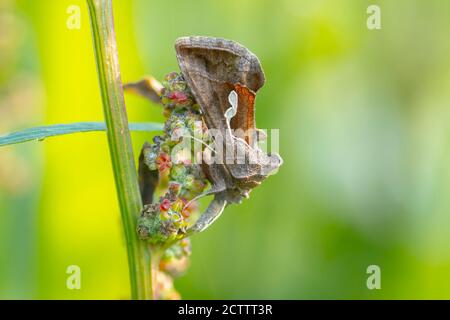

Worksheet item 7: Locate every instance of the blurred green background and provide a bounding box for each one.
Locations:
[1,0,450,299]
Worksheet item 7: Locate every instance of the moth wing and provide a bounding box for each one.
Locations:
[231,83,257,146]
[175,36,265,142]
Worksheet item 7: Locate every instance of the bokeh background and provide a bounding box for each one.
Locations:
[1,0,450,299]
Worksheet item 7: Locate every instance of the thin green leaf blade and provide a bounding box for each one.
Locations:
[0,122,163,147]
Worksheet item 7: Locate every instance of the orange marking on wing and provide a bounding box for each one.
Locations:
[234,83,256,145]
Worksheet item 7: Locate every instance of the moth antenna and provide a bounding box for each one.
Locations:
[180,134,216,153]
[181,183,223,212]
[233,135,252,149]
[182,194,205,213]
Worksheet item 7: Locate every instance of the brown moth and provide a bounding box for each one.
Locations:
[126,36,282,234]
[174,36,282,233]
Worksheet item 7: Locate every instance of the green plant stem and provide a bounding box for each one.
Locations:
[87,0,152,299]
[149,246,163,300]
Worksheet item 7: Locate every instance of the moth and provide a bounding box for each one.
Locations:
[126,36,283,234]
[175,36,282,233]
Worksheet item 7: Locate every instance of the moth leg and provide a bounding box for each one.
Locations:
[187,193,228,235]
[123,76,163,104]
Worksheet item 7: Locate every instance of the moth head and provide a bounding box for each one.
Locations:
[226,153,282,204]
[259,151,283,177]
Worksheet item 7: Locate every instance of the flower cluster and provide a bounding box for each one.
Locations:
[154,238,192,300]
[137,72,211,245]
[159,238,191,278]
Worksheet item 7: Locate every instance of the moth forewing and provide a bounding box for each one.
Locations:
[175,36,282,206]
